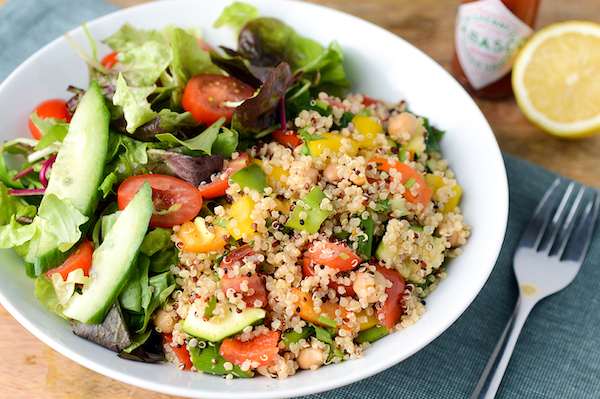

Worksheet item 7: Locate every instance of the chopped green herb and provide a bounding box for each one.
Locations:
[357,215,375,258]
[374,199,392,212]
[397,146,406,162]
[317,316,337,328]
[298,126,326,156]
[213,218,228,228]
[356,325,389,344]
[339,252,350,260]
[404,177,416,189]
[204,297,217,318]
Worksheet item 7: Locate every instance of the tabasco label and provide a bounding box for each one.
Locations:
[455,0,534,90]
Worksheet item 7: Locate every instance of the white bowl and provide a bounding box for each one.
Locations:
[0,0,508,397]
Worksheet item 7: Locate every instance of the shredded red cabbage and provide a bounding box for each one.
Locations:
[39,154,57,188]
[12,165,36,181]
[7,188,45,196]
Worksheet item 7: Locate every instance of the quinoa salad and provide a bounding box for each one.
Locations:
[0,2,469,380]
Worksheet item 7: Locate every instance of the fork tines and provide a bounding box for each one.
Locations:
[521,178,599,261]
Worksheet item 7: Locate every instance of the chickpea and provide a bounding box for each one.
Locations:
[323,162,340,183]
[296,347,325,370]
[153,308,176,334]
[256,366,271,377]
[298,166,319,185]
[436,219,462,248]
[349,172,367,186]
[388,112,418,142]
[353,270,386,303]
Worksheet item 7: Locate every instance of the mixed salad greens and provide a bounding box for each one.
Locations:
[0,1,452,369]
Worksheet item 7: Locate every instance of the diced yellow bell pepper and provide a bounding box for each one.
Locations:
[356,309,380,331]
[250,157,290,188]
[177,217,229,253]
[352,115,383,149]
[446,184,463,213]
[227,196,256,239]
[273,198,291,216]
[424,174,463,214]
[307,132,359,157]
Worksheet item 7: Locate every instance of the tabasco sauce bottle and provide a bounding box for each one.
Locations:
[451,0,541,99]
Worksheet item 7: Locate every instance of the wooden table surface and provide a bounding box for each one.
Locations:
[1,0,599,398]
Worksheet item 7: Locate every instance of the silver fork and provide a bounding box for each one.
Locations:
[471,178,599,399]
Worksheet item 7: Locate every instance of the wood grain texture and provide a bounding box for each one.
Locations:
[1,0,599,398]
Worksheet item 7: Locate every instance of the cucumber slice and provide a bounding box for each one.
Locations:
[44,79,109,216]
[404,128,425,158]
[375,239,395,263]
[63,182,153,324]
[25,80,110,276]
[183,305,266,342]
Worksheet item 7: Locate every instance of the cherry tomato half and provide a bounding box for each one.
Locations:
[307,241,362,271]
[219,330,280,367]
[197,152,249,199]
[272,129,302,148]
[101,51,118,69]
[182,74,255,126]
[45,237,94,280]
[302,257,355,296]
[117,174,203,228]
[374,264,406,331]
[28,99,71,140]
[162,333,193,371]
[220,245,268,308]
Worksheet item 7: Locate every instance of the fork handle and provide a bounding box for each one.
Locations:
[471,295,536,399]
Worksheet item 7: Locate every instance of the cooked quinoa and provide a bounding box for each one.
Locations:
[160,91,470,378]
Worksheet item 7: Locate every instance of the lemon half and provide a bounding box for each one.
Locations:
[512,21,600,138]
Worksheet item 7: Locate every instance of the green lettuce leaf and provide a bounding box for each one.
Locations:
[34,274,66,318]
[212,127,239,158]
[171,27,222,89]
[214,2,259,32]
[156,117,226,154]
[0,203,37,249]
[29,113,69,149]
[102,23,157,52]
[117,40,173,87]
[157,109,198,133]
[119,253,146,314]
[139,227,173,257]
[36,194,89,252]
[113,73,158,134]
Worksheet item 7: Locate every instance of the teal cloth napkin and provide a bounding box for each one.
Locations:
[2,1,600,398]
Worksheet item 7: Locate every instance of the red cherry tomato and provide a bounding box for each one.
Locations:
[221,274,267,308]
[219,330,280,367]
[117,174,202,228]
[374,264,406,331]
[307,241,362,271]
[272,129,302,148]
[361,95,380,107]
[220,246,267,308]
[101,51,118,69]
[45,238,94,280]
[182,74,255,126]
[28,99,71,140]
[162,334,193,371]
[302,257,355,296]
[197,152,249,199]
[369,157,433,207]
